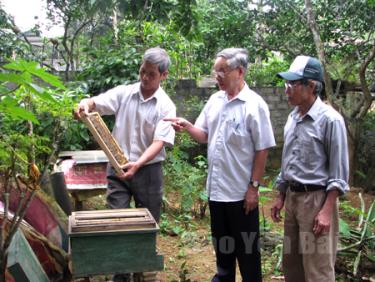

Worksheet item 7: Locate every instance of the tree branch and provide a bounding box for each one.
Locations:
[304,0,334,101]
[356,41,375,119]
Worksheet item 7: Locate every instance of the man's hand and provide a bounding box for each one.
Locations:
[118,162,140,180]
[163,117,193,132]
[313,208,331,236]
[73,98,94,119]
[271,193,285,222]
[313,189,339,236]
[244,186,259,214]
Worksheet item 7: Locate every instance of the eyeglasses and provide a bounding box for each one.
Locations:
[212,68,235,78]
[284,80,302,90]
[139,68,159,80]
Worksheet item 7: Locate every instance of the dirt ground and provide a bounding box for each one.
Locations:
[76,187,374,282]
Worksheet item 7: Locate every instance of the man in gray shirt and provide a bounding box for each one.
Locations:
[271,55,349,282]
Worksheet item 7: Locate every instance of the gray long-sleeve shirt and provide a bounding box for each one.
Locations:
[276,97,349,194]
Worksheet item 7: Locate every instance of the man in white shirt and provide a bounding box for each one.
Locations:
[74,47,176,281]
[166,48,275,282]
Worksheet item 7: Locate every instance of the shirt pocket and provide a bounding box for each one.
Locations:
[143,114,158,139]
[300,136,322,167]
[226,119,248,147]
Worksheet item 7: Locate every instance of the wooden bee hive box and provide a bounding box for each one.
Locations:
[68,208,163,277]
[81,112,128,175]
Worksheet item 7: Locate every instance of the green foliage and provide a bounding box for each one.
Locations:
[79,45,141,94]
[355,111,375,191]
[0,8,35,64]
[258,0,315,58]
[257,0,375,82]
[268,242,283,276]
[259,174,279,235]
[0,59,75,280]
[0,59,63,123]
[138,21,205,80]
[170,261,192,282]
[247,52,290,87]
[164,132,208,218]
[338,194,375,277]
[79,19,205,94]
[197,0,258,60]
[0,59,85,171]
[159,212,197,238]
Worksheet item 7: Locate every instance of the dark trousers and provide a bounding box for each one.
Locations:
[209,200,262,282]
[106,162,163,222]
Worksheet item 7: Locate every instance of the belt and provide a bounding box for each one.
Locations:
[288,181,326,192]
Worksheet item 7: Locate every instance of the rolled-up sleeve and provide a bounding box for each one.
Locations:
[275,172,289,194]
[325,119,349,194]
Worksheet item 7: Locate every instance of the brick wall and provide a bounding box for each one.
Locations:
[173,79,292,168]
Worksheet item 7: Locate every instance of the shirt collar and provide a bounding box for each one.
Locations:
[219,83,251,102]
[236,83,252,102]
[133,82,160,102]
[291,96,323,121]
[306,96,323,120]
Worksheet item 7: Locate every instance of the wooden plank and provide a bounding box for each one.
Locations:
[74,213,150,221]
[70,223,157,233]
[74,218,154,226]
[72,219,155,228]
[7,229,50,282]
[69,208,157,233]
[74,211,147,220]
[81,112,128,175]
[72,208,149,214]
[71,208,150,219]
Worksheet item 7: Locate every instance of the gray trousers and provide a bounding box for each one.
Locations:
[106,162,163,222]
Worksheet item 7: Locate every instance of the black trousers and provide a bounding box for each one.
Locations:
[209,200,262,282]
[106,162,163,222]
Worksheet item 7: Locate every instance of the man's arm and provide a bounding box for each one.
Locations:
[313,119,349,236]
[271,192,286,222]
[313,189,339,235]
[244,149,268,214]
[164,118,208,144]
[120,140,165,179]
[271,172,289,222]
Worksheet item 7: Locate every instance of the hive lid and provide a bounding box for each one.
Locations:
[58,150,109,164]
[69,208,157,234]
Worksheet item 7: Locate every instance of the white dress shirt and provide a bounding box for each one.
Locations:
[195,83,276,202]
[92,82,176,164]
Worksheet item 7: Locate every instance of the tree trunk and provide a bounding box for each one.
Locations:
[112,5,119,45]
[347,121,360,185]
[0,245,8,282]
[304,0,334,101]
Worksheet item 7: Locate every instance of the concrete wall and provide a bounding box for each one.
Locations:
[174,79,292,168]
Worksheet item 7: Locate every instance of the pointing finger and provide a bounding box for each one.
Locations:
[163,118,179,122]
